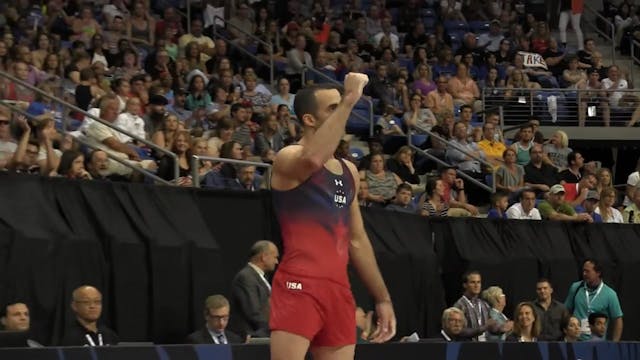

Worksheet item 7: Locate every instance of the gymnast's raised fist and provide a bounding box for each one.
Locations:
[343,72,369,106]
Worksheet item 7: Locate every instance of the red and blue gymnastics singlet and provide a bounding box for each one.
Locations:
[270,158,357,346]
[271,158,355,286]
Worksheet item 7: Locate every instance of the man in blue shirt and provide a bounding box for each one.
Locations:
[564,259,623,341]
[575,191,603,223]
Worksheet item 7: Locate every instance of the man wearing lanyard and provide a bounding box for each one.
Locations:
[453,271,497,341]
[60,286,119,346]
[564,259,623,341]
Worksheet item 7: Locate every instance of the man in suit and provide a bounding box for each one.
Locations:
[187,295,244,344]
[229,240,279,337]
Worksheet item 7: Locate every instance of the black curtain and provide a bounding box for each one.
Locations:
[358,208,446,338]
[1,173,640,344]
[0,174,224,345]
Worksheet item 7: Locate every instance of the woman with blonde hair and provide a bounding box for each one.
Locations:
[482,286,513,341]
[191,137,215,180]
[543,130,572,170]
[411,64,436,97]
[504,70,541,99]
[595,187,623,223]
[448,62,482,112]
[595,168,616,197]
[506,302,541,342]
[152,113,180,152]
[158,131,194,186]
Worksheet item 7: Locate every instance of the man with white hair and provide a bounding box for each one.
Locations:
[438,307,470,341]
[622,186,640,223]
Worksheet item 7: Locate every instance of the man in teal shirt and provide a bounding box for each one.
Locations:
[564,259,623,341]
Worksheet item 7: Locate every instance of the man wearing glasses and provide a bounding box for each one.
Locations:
[187,295,244,344]
[60,286,119,346]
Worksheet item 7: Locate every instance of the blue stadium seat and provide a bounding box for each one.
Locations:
[411,134,428,146]
[389,8,400,24]
[469,21,490,34]
[444,20,468,33]
[371,98,381,110]
[350,147,365,161]
[354,98,371,110]
[246,43,258,55]
[485,174,493,188]
[421,8,435,17]
[424,0,438,8]
[397,57,413,72]
[424,16,436,30]
[275,60,288,73]
[347,109,373,135]
[448,33,462,52]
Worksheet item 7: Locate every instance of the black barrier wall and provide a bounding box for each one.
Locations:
[3,342,640,360]
[1,174,640,344]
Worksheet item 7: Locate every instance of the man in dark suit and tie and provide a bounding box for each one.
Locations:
[228,240,279,338]
[187,295,244,344]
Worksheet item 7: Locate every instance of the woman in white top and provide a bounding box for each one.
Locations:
[403,93,436,133]
[270,77,295,114]
[595,187,623,223]
[285,35,313,91]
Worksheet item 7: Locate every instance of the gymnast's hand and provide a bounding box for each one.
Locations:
[343,72,369,106]
[369,300,396,343]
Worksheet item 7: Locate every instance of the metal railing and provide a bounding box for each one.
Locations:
[0,71,180,182]
[630,40,640,86]
[0,100,172,185]
[482,87,640,128]
[300,65,375,136]
[407,124,496,194]
[584,4,616,64]
[190,155,272,189]
[212,15,275,87]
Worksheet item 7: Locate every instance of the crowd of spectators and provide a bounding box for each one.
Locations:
[399,260,623,343]
[357,120,640,224]
[0,0,638,217]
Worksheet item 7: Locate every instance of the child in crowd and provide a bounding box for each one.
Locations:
[487,191,509,219]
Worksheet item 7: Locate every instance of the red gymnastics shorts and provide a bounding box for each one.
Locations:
[269,270,356,347]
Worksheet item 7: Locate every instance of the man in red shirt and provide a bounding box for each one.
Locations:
[562,172,597,207]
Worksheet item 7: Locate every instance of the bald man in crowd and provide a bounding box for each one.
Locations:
[228,240,279,338]
[60,285,119,346]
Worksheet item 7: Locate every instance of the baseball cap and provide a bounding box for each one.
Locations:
[586,190,600,201]
[549,184,565,194]
[149,94,169,106]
